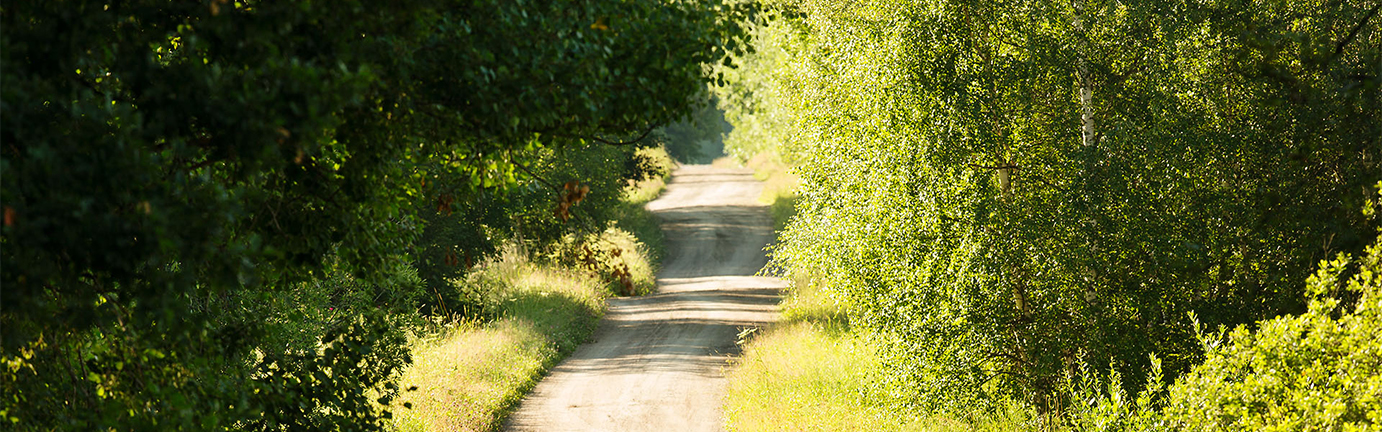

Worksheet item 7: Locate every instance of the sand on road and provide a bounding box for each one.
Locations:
[504,164,784,432]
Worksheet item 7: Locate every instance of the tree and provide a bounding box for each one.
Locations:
[654,93,733,164]
[720,0,1381,419]
[1,0,748,429]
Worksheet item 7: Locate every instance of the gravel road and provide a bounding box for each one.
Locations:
[504,164,784,432]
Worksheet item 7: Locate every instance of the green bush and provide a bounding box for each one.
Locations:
[411,141,666,318]
[1157,238,1382,431]
[546,228,659,297]
[718,0,1381,417]
[1062,232,1382,432]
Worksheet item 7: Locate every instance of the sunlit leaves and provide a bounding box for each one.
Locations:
[718,0,1381,419]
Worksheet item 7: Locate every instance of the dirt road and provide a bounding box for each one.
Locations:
[504,165,784,432]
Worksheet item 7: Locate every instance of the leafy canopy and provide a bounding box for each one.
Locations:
[716,0,1381,418]
[1,0,749,429]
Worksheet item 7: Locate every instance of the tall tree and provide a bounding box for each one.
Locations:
[721,0,1381,418]
[1,0,748,429]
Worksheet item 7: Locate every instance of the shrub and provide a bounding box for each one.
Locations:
[1157,237,1382,431]
[547,228,658,297]
[1063,233,1382,432]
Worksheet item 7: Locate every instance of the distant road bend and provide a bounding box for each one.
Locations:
[504,164,784,432]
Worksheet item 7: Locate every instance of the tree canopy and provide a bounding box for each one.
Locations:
[1,0,749,429]
[717,0,1380,420]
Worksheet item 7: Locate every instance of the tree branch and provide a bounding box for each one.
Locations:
[1329,2,1382,65]
[506,150,561,192]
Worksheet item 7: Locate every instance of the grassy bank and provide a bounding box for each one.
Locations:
[725,276,932,431]
[392,256,609,432]
[725,275,1037,431]
[390,148,671,432]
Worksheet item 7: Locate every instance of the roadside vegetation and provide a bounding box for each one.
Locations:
[392,153,671,432]
[393,258,608,432]
[716,1,1381,431]
[1,1,744,429]
[727,275,1040,431]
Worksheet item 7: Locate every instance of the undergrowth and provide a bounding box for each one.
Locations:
[389,150,670,432]
[725,273,1038,432]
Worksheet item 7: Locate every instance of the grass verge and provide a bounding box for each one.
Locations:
[391,147,671,432]
[391,255,608,432]
[716,151,799,234]
[724,276,940,432]
[724,275,1034,431]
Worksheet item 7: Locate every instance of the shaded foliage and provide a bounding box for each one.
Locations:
[652,94,733,164]
[1156,235,1382,430]
[1,0,747,429]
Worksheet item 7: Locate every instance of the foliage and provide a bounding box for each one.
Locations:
[1,0,747,429]
[413,141,666,317]
[1061,234,1382,432]
[725,271,1041,432]
[652,93,733,164]
[718,0,1381,419]
[741,150,800,234]
[620,146,675,207]
[546,228,659,296]
[392,170,667,431]
[1155,237,1382,431]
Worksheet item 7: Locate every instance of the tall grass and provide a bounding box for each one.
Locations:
[725,276,942,432]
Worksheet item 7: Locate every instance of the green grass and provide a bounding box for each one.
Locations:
[725,276,943,432]
[725,275,1037,432]
[391,257,608,432]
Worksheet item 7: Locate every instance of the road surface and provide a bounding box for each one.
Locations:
[504,164,784,432]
